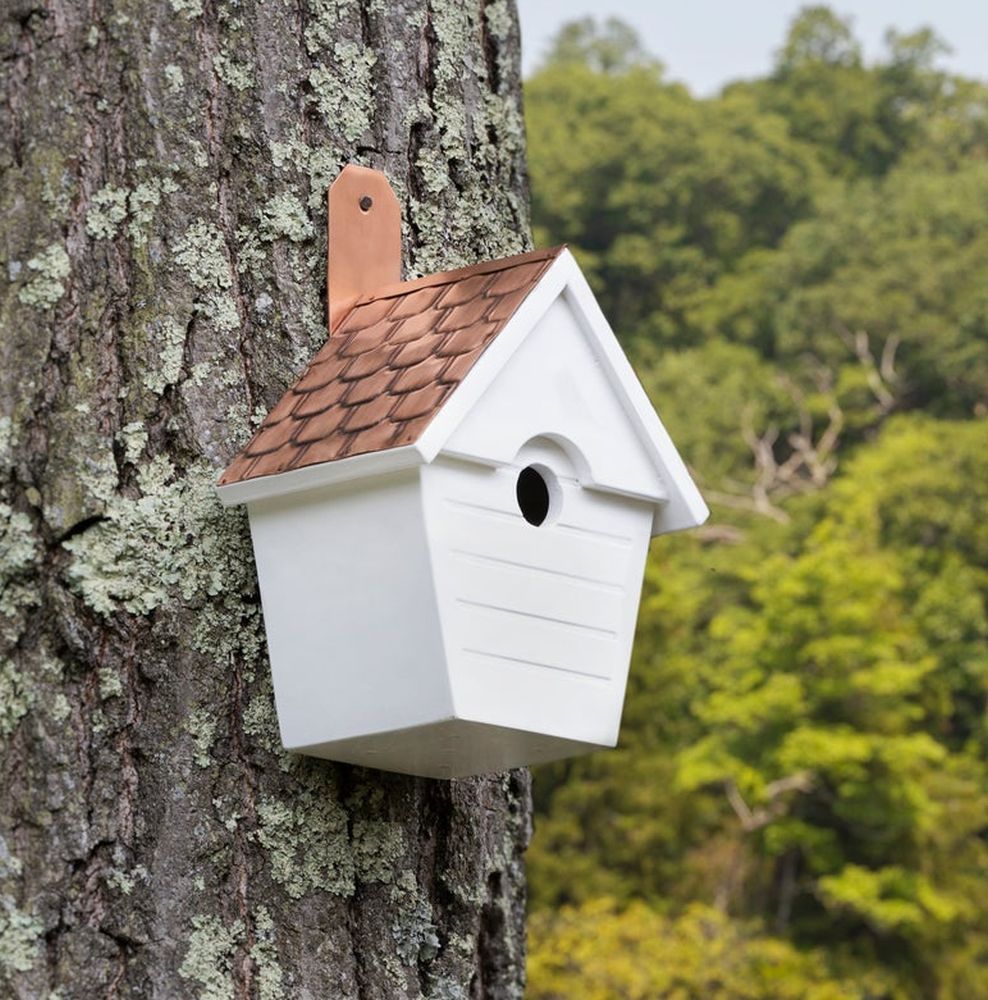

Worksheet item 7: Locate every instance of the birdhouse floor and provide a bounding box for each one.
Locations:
[291,717,603,780]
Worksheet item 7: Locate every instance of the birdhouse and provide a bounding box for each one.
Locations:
[217,165,708,779]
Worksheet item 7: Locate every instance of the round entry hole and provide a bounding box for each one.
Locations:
[516,466,552,526]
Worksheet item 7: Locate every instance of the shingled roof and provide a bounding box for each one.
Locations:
[219,245,565,487]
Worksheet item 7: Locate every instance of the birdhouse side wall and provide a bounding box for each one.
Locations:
[245,471,453,751]
[421,456,654,748]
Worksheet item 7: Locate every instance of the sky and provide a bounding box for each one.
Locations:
[517,1,988,93]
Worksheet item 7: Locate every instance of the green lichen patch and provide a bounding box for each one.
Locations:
[258,194,314,244]
[269,134,309,171]
[97,664,123,700]
[165,64,185,93]
[0,503,39,642]
[235,228,266,279]
[352,820,405,884]
[144,317,186,395]
[305,146,340,209]
[128,180,175,246]
[169,0,203,19]
[178,914,243,1000]
[86,185,129,240]
[484,0,513,40]
[255,776,355,898]
[174,221,232,291]
[117,422,148,464]
[250,907,285,1000]
[0,659,33,737]
[0,899,42,975]
[308,42,376,142]
[213,53,254,93]
[17,243,70,309]
[0,417,13,469]
[425,977,470,1000]
[173,221,240,333]
[391,870,440,965]
[105,865,149,896]
[303,0,348,54]
[264,130,342,210]
[50,694,71,722]
[0,839,21,880]
[63,462,254,632]
[185,707,218,768]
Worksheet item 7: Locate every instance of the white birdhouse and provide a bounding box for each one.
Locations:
[217,165,708,779]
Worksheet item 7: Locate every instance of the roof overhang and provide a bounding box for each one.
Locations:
[215,442,424,507]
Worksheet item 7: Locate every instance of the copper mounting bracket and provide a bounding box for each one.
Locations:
[327,164,401,333]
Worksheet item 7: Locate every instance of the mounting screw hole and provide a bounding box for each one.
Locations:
[516,466,552,526]
[359,195,373,212]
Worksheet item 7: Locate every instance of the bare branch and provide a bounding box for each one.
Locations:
[725,772,815,833]
[837,323,900,414]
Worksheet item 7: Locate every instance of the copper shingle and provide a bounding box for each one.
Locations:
[219,246,565,486]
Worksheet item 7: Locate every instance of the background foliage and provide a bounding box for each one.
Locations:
[524,8,988,998]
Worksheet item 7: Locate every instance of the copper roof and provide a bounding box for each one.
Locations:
[219,246,565,486]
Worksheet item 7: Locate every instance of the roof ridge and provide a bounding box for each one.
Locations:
[331,245,566,332]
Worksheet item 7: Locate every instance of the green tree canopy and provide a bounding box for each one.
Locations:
[526,11,988,999]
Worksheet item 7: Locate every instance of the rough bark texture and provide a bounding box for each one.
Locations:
[0,0,532,996]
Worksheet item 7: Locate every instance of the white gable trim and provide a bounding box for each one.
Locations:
[418,250,709,535]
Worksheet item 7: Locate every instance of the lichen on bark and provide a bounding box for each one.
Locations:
[0,0,532,996]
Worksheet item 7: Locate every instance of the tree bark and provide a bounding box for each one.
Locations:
[0,1,532,996]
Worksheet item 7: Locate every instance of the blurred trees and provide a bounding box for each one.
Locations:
[525,7,988,999]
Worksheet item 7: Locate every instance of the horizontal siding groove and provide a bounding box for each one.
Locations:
[554,520,633,546]
[456,598,618,636]
[444,497,520,521]
[450,549,624,592]
[461,648,610,681]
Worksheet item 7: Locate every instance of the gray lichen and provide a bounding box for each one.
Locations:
[303,0,346,54]
[144,317,186,395]
[484,0,513,40]
[173,221,231,289]
[0,503,39,642]
[172,221,240,333]
[17,243,70,309]
[250,907,286,1000]
[117,422,148,464]
[128,179,175,246]
[0,418,13,469]
[105,865,149,896]
[97,664,123,700]
[178,914,243,1000]
[391,870,440,965]
[0,659,33,737]
[62,461,255,645]
[169,0,204,19]
[352,820,405,883]
[85,185,129,240]
[308,42,376,142]
[213,52,254,93]
[255,780,355,898]
[0,899,42,975]
[258,194,314,243]
[185,707,218,768]
[164,64,185,93]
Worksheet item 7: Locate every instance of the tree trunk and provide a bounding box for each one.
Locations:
[0,1,532,996]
